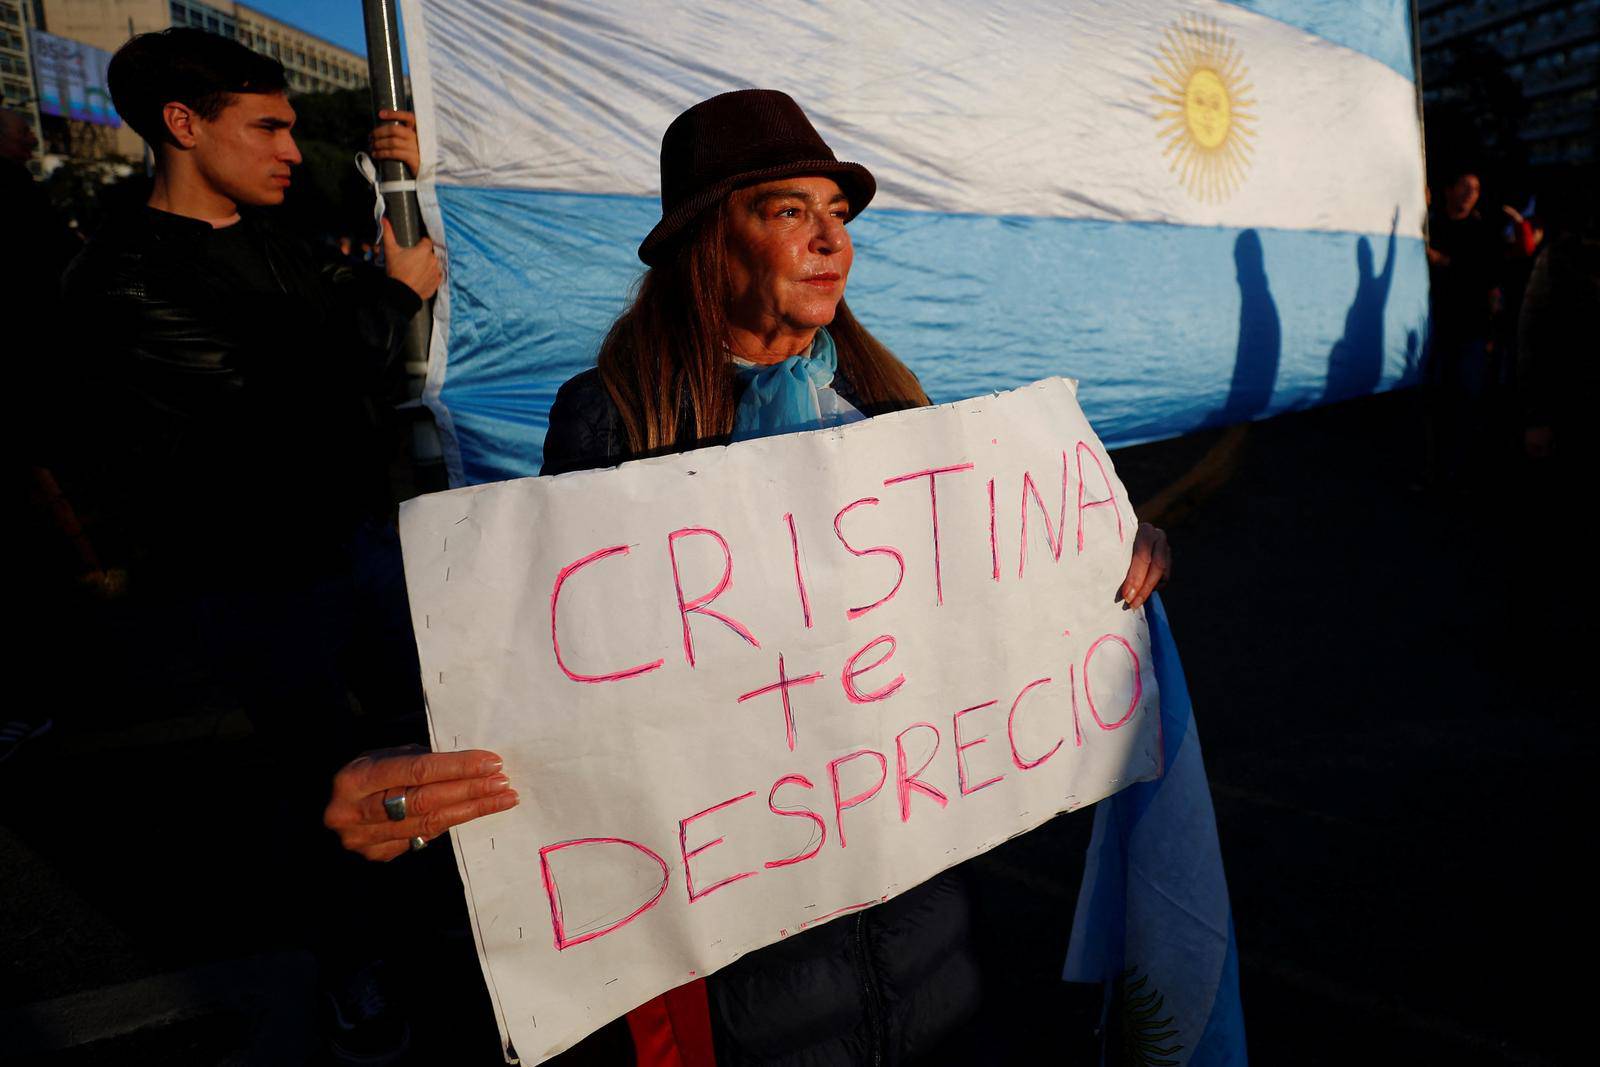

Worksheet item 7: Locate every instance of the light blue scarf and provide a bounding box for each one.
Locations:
[731,327,843,442]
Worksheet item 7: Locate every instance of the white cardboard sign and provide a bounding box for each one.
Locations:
[400,378,1162,1063]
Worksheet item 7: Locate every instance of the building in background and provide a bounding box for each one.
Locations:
[1,0,44,165]
[36,0,369,160]
[29,25,121,166]
[1419,0,1599,178]
[184,3,368,95]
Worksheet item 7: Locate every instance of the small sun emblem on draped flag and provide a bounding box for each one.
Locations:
[1151,13,1257,203]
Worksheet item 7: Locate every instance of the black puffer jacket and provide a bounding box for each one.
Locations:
[541,368,1018,1066]
[62,207,420,582]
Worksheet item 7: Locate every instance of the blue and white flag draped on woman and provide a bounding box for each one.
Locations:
[1065,595,1247,1064]
[397,0,1428,486]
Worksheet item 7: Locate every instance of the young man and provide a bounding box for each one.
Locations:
[67,28,438,589]
[64,28,442,1064]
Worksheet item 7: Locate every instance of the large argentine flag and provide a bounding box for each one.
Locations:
[399,5,1423,1061]
[399,0,1427,486]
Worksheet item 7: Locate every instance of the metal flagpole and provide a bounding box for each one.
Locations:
[1410,0,1430,242]
[361,0,445,490]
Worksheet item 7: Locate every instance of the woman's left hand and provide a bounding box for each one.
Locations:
[1119,522,1171,611]
[369,109,421,176]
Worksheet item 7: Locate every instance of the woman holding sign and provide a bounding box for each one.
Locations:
[327,90,1172,1063]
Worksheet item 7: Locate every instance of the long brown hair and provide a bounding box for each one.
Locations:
[597,203,929,455]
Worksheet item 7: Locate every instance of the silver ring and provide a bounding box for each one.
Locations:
[383,791,408,822]
[409,836,428,852]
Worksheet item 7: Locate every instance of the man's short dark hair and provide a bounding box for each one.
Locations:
[109,28,287,147]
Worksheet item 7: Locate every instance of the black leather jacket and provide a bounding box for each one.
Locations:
[63,208,421,583]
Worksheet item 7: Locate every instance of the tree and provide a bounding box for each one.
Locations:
[279,88,388,243]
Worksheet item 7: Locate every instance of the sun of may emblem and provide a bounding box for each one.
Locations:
[1151,13,1257,203]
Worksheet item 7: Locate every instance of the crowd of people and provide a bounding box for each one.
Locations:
[1422,163,1599,491]
[8,18,1593,1067]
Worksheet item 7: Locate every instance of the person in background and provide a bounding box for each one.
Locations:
[1,108,81,328]
[1425,168,1502,486]
[62,28,440,1065]
[1517,179,1600,471]
[1508,176,1598,770]
[5,107,89,767]
[1494,197,1543,422]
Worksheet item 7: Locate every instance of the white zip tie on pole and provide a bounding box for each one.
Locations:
[355,151,428,245]
[354,151,387,246]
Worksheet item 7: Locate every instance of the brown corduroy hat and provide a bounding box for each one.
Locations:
[637,89,876,266]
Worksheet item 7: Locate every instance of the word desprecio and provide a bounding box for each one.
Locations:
[538,644,1143,951]
[537,446,1140,951]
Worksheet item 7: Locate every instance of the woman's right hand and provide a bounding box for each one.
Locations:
[324,745,519,861]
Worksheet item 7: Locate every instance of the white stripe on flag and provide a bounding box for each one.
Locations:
[404,0,1423,238]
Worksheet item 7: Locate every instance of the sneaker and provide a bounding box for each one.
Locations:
[0,718,53,766]
[324,959,412,1065]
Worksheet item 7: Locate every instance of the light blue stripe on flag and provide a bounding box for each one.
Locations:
[1223,0,1417,80]
[434,187,1428,485]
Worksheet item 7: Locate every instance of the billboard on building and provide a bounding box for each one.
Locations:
[29,30,120,127]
